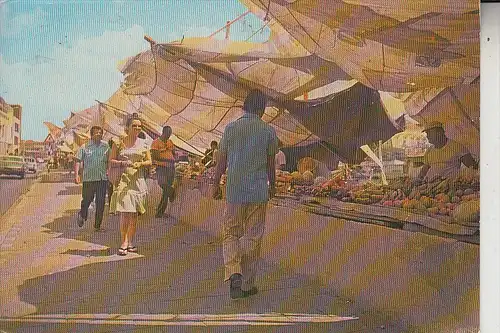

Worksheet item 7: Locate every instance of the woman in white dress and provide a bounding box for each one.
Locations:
[108,117,152,255]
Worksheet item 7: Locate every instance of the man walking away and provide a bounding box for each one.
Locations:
[213,89,278,299]
[151,125,176,218]
[75,126,110,231]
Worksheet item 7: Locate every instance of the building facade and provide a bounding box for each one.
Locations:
[21,140,49,159]
[0,98,22,155]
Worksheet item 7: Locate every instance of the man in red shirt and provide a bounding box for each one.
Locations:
[151,126,176,218]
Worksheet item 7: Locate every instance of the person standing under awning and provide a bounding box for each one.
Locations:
[275,140,286,171]
[202,140,219,168]
[151,126,176,218]
[418,122,478,181]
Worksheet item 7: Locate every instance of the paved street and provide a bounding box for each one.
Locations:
[0,172,479,332]
[0,172,39,216]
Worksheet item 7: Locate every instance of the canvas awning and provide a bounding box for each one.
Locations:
[398,83,480,158]
[240,0,479,92]
[56,144,73,153]
[116,38,400,163]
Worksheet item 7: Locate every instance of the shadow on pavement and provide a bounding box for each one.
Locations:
[57,185,82,196]
[62,248,113,257]
[40,172,74,184]
[5,201,394,333]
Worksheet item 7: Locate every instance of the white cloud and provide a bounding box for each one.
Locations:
[3,7,47,37]
[0,25,149,140]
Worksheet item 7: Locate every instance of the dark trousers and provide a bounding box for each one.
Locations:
[80,180,108,228]
[156,184,173,216]
[108,181,114,205]
[156,164,175,216]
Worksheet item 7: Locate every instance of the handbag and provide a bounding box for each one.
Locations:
[108,139,126,186]
[108,164,126,186]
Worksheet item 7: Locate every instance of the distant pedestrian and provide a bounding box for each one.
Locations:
[202,140,219,168]
[107,138,115,206]
[151,125,176,218]
[74,126,110,232]
[275,140,286,171]
[67,152,75,175]
[213,89,278,299]
[108,117,152,255]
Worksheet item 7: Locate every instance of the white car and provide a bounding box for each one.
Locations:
[36,157,45,164]
[24,157,37,173]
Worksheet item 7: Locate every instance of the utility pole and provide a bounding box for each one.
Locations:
[225,20,231,39]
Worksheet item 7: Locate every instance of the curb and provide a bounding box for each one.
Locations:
[0,172,44,246]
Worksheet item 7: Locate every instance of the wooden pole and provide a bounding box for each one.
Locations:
[208,10,250,39]
[144,35,156,44]
[225,20,231,40]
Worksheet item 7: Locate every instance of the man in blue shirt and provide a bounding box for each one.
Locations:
[213,89,278,299]
[74,126,110,231]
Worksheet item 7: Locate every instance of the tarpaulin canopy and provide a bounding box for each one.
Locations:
[240,0,479,92]
[397,83,480,158]
[282,82,400,163]
[118,43,323,150]
[159,36,350,100]
[116,36,400,163]
[57,1,478,167]
[43,122,63,140]
[98,99,205,156]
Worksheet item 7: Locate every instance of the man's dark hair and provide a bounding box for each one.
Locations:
[210,140,218,148]
[243,89,267,114]
[162,125,172,135]
[90,126,103,136]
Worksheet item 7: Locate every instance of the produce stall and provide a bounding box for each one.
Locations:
[169,152,479,243]
[275,166,479,221]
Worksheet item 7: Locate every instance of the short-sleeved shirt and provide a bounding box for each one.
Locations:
[275,150,286,168]
[219,113,278,203]
[151,138,175,166]
[76,140,110,182]
[423,139,469,180]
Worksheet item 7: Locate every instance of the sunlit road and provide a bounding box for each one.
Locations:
[0,172,39,216]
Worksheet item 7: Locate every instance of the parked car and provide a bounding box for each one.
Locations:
[24,157,37,173]
[0,155,26,178]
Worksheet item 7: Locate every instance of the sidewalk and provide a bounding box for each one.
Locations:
[0,172,479,332]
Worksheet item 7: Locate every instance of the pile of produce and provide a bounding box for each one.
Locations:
[274,168,480,220]
[199,164,480,222]
[377,171,479,217]
[198,165,226,185]
[176,162,205,179]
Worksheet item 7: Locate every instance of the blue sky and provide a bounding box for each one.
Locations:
[0,0,268,140]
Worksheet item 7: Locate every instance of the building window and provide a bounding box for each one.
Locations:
[14,136,19,145]
[14,123,19,132]
[13,107,21,120]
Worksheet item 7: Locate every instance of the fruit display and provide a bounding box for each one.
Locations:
[197,162,479,222]
[176,162,205,179]
[271,167,480,220]
[375,170,480,217]
[451,200,480,224]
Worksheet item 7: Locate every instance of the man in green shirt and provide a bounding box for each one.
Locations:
[75,126,110,231]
